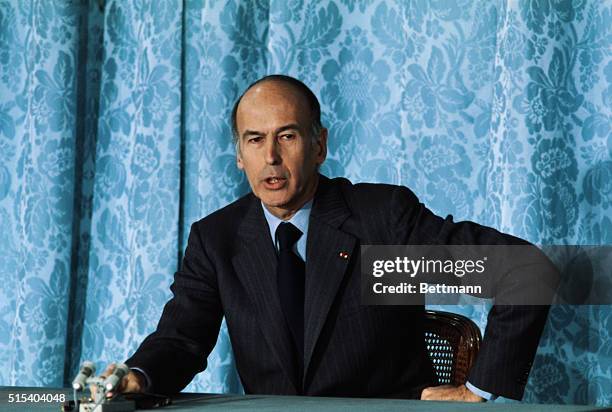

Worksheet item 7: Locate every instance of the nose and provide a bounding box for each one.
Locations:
[264,136,282,165]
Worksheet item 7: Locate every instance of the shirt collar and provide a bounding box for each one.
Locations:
[261,199,312,242]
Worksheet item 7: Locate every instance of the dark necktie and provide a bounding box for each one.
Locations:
[276,222,305,366]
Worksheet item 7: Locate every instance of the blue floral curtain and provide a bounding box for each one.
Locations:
[0,0,610,406]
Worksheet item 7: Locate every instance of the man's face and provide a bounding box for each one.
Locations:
[235,82,327,219]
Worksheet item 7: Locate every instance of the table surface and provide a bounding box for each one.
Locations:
[0,387,608,412]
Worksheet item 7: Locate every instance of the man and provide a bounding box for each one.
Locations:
[100,75,553,402]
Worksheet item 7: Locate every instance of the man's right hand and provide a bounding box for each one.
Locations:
[91,363,147,399]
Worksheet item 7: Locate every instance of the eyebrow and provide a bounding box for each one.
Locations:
[241,124,301,139]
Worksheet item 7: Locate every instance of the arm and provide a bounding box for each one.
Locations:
[124,222,224,395]
[390,186,556,400]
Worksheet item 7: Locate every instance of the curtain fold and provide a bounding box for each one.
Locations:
[0,0,610,405]
[0,1,87,386]
[79,0,184,382]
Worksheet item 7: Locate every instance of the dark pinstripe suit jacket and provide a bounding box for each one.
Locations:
[126,175,550,400]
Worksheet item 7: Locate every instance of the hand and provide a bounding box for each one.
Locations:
[420,384,485,402]
[91,363,146,399]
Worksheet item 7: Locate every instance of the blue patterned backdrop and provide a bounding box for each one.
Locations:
[0,0,610,406]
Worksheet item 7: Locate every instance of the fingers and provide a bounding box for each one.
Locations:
[90,363,113,399]
[89,363,111,395]
[90,363,125,399]
[106,369,145,397]
[420,384,484,402]
[88,363,145,400]
[100,363,117,382]
[420,384,455,400]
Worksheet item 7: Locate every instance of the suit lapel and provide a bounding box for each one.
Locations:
[231,196,301,392]
[230,177,357,391]
[303,176,356,380]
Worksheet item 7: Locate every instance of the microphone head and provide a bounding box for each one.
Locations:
[103,363,130,392]
[82,361,96,375]
[72,361,96,391]
[114,363,129,377]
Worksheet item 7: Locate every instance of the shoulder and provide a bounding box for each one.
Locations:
[190,192,255,240]
[318,176,423,242]
[327,176,420,213]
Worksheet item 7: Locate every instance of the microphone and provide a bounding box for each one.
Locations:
[103,363,130,392]
[72,361,96,391]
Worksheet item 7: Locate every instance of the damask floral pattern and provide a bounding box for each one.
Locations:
[0,0,610,406]
[322,32,391,156]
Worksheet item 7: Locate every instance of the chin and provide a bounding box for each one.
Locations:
[257,192,290,207]
[256,186,291,202]
[261,197,291,208]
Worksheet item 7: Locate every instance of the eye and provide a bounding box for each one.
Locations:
[248,136,263,143]
[279,133,295,141]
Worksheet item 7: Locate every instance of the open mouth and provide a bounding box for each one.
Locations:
[263,176,287,189]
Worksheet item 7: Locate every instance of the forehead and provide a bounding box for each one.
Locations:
[236,82,310,131]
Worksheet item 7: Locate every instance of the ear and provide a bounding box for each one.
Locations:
[315,128,328,165]
[236,149,244,170]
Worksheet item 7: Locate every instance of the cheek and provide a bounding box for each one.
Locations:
[297,152,319,176]
[238,154,258,174]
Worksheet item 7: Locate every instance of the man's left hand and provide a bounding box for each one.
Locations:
[420,384,485,402]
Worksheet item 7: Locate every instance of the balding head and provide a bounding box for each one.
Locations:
[231,75,323,151]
